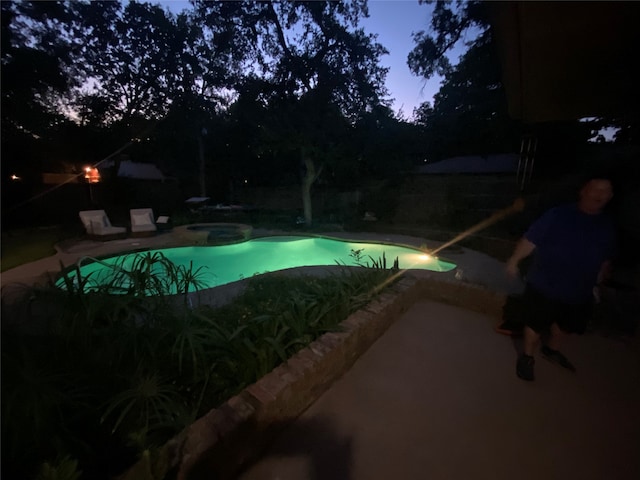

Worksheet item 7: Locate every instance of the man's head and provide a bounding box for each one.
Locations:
[578,176,614,214]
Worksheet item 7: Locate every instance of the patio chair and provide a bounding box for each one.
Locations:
[130,208,157,237]
[79,210,127,240]
[156,215,172,232]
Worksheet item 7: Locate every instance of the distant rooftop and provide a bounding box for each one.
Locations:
[416,153,519,174]
[102,160,166,181]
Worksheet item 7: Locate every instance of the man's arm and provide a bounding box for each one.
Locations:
[597,260,613,284]
[506,237,536,279]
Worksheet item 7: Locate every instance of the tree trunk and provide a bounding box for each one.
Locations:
[301,153,322,227]
[197,131,206,197]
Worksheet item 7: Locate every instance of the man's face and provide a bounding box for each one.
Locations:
[579,179,613,214]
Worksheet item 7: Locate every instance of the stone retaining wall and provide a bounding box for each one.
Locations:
[121,275,506,480]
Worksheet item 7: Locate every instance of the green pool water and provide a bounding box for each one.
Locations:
[66,236,456,291]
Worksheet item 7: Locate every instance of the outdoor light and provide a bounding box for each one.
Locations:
[84,166,101,183]
[10,174,21,181]
[420,254,431,261]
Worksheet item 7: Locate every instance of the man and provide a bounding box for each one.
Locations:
[506,175,617,381]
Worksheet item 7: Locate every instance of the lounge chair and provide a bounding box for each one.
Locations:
[79,210,127,240]
[130,208,157,237]
[156,215,172,231]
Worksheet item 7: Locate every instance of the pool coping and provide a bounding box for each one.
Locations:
[123,273,505,480]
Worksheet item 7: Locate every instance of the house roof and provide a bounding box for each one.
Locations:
[101,160,166,181]
[489,2,640,123]
[117,161,165,181]
[416,153,518,175]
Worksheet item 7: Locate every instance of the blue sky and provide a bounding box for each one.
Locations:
[362,0,443,118]
[158,0,454,119]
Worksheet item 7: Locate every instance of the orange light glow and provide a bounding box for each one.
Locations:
[84,167,101,183]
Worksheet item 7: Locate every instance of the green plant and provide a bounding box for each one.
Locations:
[62,252,208,298]
[117,448,171,480]
[101,371,186,438]
[170,261,209,297]
[2,344,76,456]
[348,248,399,270]
[349,248,366,265]
[36,455,82,480]
[2,255,399,480]
[168,312,215,378]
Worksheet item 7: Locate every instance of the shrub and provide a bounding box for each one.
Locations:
[1,254,398,479]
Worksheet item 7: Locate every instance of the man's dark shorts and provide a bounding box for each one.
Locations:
[522,284,593,334]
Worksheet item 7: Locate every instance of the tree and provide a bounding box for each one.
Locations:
[408,1,521,160]
[3,0,392,225]
[261,89,353,222]
[1,1,78,135]
[352,105,420,179]
[408,0,615,177]
[1,0,84,203]
[408,0,488,81]
[165,3,255,198]
[69,1,182,124]
[412,29,521,159]
[193,0,389,225]
[65,1,256,197]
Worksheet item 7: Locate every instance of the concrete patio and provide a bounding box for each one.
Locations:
[236,298,640,480]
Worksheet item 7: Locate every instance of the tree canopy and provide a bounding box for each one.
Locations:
[2,0,403,226]
[407,0,632,165]
[192,0,390,223]
[5,0,624,228]
[408,0,521,160]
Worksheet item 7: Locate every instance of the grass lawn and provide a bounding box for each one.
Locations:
[1,226,81,272]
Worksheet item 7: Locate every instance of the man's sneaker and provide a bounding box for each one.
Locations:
[541,345,576,372]
[516,354,535,381]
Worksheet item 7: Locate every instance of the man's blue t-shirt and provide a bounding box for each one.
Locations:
[525,204,616,304]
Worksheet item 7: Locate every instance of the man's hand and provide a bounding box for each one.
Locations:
[505,259,520,280]
[597,260,613,285]
[505,237,536,280]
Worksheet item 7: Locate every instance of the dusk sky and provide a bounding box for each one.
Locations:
[158,0,464,119]
[362,0,443,118]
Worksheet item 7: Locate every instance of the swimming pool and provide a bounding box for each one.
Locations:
[66,236,456,292]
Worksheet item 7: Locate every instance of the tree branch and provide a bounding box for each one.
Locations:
[265,2,312,92]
